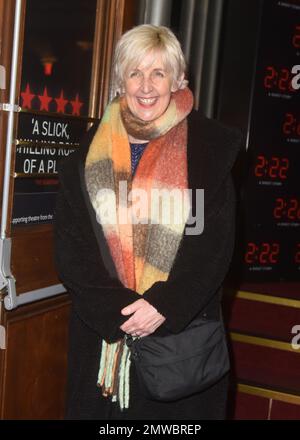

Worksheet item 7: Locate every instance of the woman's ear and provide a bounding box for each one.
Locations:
[171,73,185,92]
[171,83,178,93]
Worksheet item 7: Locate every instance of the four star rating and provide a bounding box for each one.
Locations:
[20,83,83,115]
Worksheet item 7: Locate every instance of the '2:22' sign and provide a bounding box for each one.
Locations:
[291,65,300,90]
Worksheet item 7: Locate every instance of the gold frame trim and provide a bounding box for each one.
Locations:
[230,332,300,353]
[236,290,300,309]
[238,383,300,406]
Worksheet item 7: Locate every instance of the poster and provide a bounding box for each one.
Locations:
[12,0,97,225]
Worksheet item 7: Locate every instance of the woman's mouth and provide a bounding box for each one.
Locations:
[136,97,158,107]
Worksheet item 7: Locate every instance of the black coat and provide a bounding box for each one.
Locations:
[54,110,242,420]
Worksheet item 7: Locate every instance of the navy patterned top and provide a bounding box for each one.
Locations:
[129,142,149,176]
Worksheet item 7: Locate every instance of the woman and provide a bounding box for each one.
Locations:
[54,24,242,420]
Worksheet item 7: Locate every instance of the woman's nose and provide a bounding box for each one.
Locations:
[140,75,153,93]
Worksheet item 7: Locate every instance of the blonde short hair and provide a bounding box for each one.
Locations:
[112,24,187,94]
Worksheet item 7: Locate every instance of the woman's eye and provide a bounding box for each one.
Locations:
[154,71,164,77]
[129,71,141,78]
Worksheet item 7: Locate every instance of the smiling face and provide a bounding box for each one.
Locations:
[123,51,177,122]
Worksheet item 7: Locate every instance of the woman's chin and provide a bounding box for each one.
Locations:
[134,110,161,122]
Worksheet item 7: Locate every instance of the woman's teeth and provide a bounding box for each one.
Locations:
[137,97,157,105]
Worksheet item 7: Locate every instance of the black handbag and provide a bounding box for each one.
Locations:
[125,315,230,402]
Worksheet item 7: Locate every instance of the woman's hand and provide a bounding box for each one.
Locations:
[120,298,166,337]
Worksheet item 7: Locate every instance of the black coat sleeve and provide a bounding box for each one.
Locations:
[54,175,141,344]
[142,174,237,334]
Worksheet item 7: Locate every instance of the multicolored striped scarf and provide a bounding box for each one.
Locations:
[85,87,194,410]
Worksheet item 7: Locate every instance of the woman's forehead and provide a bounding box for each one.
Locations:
[127,51,169,71]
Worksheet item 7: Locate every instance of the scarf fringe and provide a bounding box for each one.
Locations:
[97,338,133,410]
